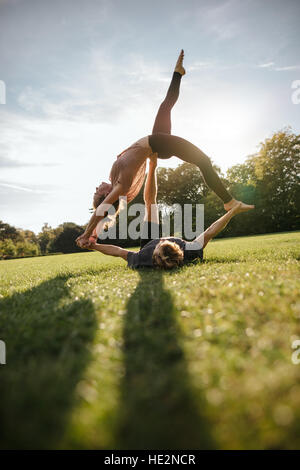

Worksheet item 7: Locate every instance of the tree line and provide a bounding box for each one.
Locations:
[1,128,299,259]
[0,221,87,259]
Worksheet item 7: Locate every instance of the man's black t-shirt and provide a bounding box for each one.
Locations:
[127,222,203,269]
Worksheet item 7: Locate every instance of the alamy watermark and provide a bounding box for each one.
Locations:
[291,339,300,365]
[95,199,204,249]
[291,80,300,104]
[0,80,6,104]
[0,340,6,365]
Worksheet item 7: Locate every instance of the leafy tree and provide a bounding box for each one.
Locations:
[226,158,257,186]
[251,128,300,232]
[37,223,57,254]
[227,129,300,234]
[226,158,260,235]
[157,163,208,206]
[0,221,22,242]
[18,229,38,244]
[0,239,17,259]
[48,222,86,254]
[15,241,40,258]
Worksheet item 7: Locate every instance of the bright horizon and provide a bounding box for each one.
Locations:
[0,0,300,233]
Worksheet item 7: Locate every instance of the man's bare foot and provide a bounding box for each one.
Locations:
[175,49,185,75]
[224,199,255,213]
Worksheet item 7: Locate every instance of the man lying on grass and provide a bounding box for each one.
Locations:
[81,157,253,269]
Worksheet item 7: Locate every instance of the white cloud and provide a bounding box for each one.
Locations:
[258,62,274,68]
[257,62,300,72]
[188,62,214,72]
[0,182,49,193]
[275,65,300,71]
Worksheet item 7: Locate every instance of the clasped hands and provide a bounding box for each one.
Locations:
[76,233,96,250]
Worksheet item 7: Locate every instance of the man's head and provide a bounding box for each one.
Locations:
[93,182,112,209]
[153,240,184,269]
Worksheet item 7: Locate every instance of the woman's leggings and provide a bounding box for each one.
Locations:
[149,72,232,204]
[149,133,232,203]
[152,72,182,135]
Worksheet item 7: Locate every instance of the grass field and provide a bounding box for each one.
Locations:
[0,231,299,449]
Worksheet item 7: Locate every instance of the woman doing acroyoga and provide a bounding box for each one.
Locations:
[76,50,254,248]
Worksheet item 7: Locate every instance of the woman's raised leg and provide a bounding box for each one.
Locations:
[148,133,255,210]
[151,50,185,135]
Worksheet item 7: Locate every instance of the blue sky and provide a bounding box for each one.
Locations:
[0,0,299,233]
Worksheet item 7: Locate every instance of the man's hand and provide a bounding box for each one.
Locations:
[85,241,96,250]
[76,233,88,248]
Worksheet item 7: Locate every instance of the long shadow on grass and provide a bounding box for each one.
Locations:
[0,273,97,449]
[116,270,215,449]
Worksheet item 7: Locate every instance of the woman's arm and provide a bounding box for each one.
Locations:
[76,183,124,247]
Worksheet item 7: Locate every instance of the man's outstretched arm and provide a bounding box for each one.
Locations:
[195,202,254,249]
[89,242,130,261]
[143,156,159,224]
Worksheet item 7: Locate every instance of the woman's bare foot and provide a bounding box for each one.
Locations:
[175,49,185,75]
[224,199,255,213]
